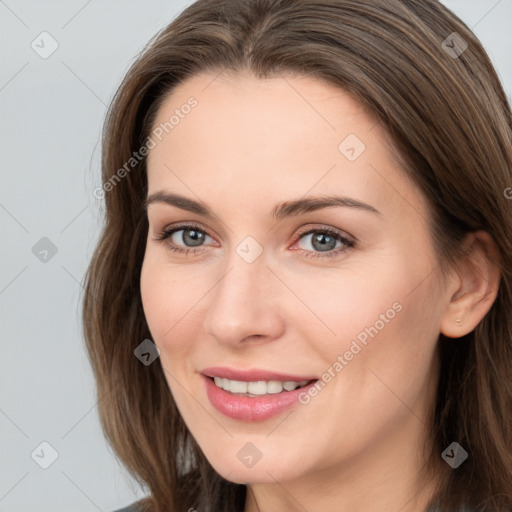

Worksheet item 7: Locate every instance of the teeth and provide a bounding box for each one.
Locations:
[213,377,309,395]
[248,381,268,395]
[229,379,248,393]
[267,380,284,394]
[283,381,300,391]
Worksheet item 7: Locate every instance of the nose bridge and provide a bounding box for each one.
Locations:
[203,247,283,344]
[216,231,271,306]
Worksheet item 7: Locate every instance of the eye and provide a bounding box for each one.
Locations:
[292,226,355,259]
[153,223,355,259]
[153,223,214,255]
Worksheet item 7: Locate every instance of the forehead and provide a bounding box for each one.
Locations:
[145,71,425,221]
[149,71,376,157]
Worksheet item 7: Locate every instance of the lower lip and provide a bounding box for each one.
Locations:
[202,374,317,422]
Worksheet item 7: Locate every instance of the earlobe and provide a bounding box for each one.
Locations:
[440,231,500,339]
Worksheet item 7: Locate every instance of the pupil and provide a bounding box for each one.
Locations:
[184,229,204,247]
[313,233,336,252]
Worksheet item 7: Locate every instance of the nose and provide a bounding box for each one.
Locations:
[202,255,285,347]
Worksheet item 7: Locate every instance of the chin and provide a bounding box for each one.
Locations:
[206,452,305,485]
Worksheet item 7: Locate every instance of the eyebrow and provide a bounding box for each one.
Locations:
[144,191,381,221]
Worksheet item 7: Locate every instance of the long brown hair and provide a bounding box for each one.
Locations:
[82,1,512,510]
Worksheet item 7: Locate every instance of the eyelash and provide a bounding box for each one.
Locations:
[153,223,355,260]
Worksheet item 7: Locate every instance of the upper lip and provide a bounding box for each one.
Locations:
[201,366,318,382]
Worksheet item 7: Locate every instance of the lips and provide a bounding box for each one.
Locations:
[201,366,318,382]
[200,366,319,421]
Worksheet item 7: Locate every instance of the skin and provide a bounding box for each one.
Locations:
[140,71,499,512]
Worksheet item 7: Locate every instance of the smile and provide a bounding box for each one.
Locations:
[212,377,311,396]
[201,372,319,422]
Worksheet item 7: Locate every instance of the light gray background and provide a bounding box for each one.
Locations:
[1,1,511,511]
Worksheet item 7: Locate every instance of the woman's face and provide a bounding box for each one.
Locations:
[140,71,450,485]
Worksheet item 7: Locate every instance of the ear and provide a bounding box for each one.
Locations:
[440,231,501,338]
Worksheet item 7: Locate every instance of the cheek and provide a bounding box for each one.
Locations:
[140,253,201,355]
[299,259,440,390]
[140,257,168,339]
[332,283,441,426]
[286,265,403,345]
[306,248,439,348]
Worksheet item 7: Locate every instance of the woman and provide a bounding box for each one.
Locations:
[82,0,512,511]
